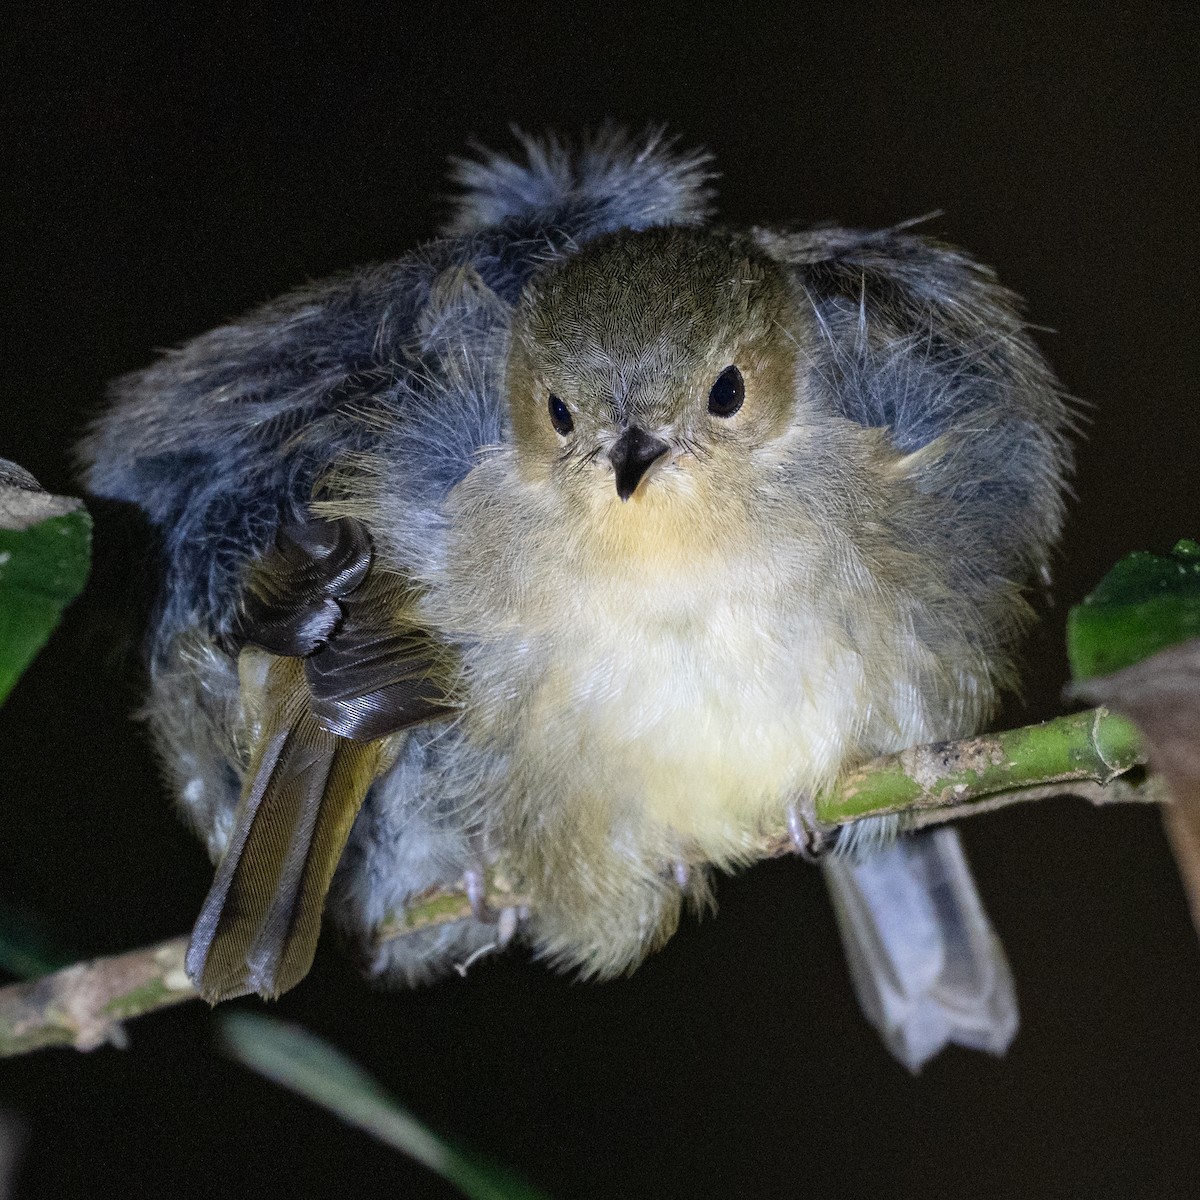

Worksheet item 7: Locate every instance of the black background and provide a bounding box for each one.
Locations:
[3,5,1199,1197]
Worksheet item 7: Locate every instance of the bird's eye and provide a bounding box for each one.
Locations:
[707,366,745,417]
[548,394,574,435]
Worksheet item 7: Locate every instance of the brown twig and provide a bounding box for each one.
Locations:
[0,937,195,1057]
[0,708,1153,1058]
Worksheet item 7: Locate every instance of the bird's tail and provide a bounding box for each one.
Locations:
[185,656,383,1003]
[822,825,1018,1072]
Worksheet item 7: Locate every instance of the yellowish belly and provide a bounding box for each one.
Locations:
[440,454,955,865]
[521,568,889,860]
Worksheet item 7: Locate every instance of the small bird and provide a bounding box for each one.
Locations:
[81,129,1071,1070]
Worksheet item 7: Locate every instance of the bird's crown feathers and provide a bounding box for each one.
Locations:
[441,125,715,237]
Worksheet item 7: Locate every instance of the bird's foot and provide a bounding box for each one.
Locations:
[787,798,836,861]
[451,902,525,977]
[496,905,522,948]
[464,865,498,923]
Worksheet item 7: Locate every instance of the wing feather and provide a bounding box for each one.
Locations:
[185,517,458,1002]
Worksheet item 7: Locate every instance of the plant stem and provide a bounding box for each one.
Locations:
[815,706,1144,824]
[0,938,196,1056]
[0,707,1149,1057]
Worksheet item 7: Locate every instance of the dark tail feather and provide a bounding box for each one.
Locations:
[186,659,380,1002]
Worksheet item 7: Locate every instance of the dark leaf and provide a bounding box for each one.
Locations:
[0,460,91,705]
[1072,640,1200,808]
[219,1013,552,1200]
[1068,539,1200,680]
[1073,640,1200,939]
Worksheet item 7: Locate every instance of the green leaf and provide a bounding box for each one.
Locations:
[0,461,92,706]
[218,1013,552,1200]
[1068,539,1200,681]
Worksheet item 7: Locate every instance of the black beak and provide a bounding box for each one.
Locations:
[609,426,671,501]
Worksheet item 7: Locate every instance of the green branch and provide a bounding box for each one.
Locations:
[0,707,1150,1057]
[815,706,1145,825]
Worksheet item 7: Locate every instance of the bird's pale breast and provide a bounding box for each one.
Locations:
[440,453,947,866]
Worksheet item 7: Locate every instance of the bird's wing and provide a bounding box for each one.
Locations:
[822,825,1018,1072]
[756,223,1073,589]
[186,517,458,1003]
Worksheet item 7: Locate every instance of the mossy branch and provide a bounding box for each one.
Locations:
[0,938,196,1056]
[0,707,1152,1057]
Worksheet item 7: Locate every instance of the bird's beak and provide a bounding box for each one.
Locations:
[609,426,671,501]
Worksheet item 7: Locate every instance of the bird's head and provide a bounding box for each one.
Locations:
[506,228,802,512]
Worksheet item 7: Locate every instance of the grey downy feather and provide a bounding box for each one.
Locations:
[822,825,1018,1072]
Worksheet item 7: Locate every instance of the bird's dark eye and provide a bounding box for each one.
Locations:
[707,366,744,417]
[548,394,574,435]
